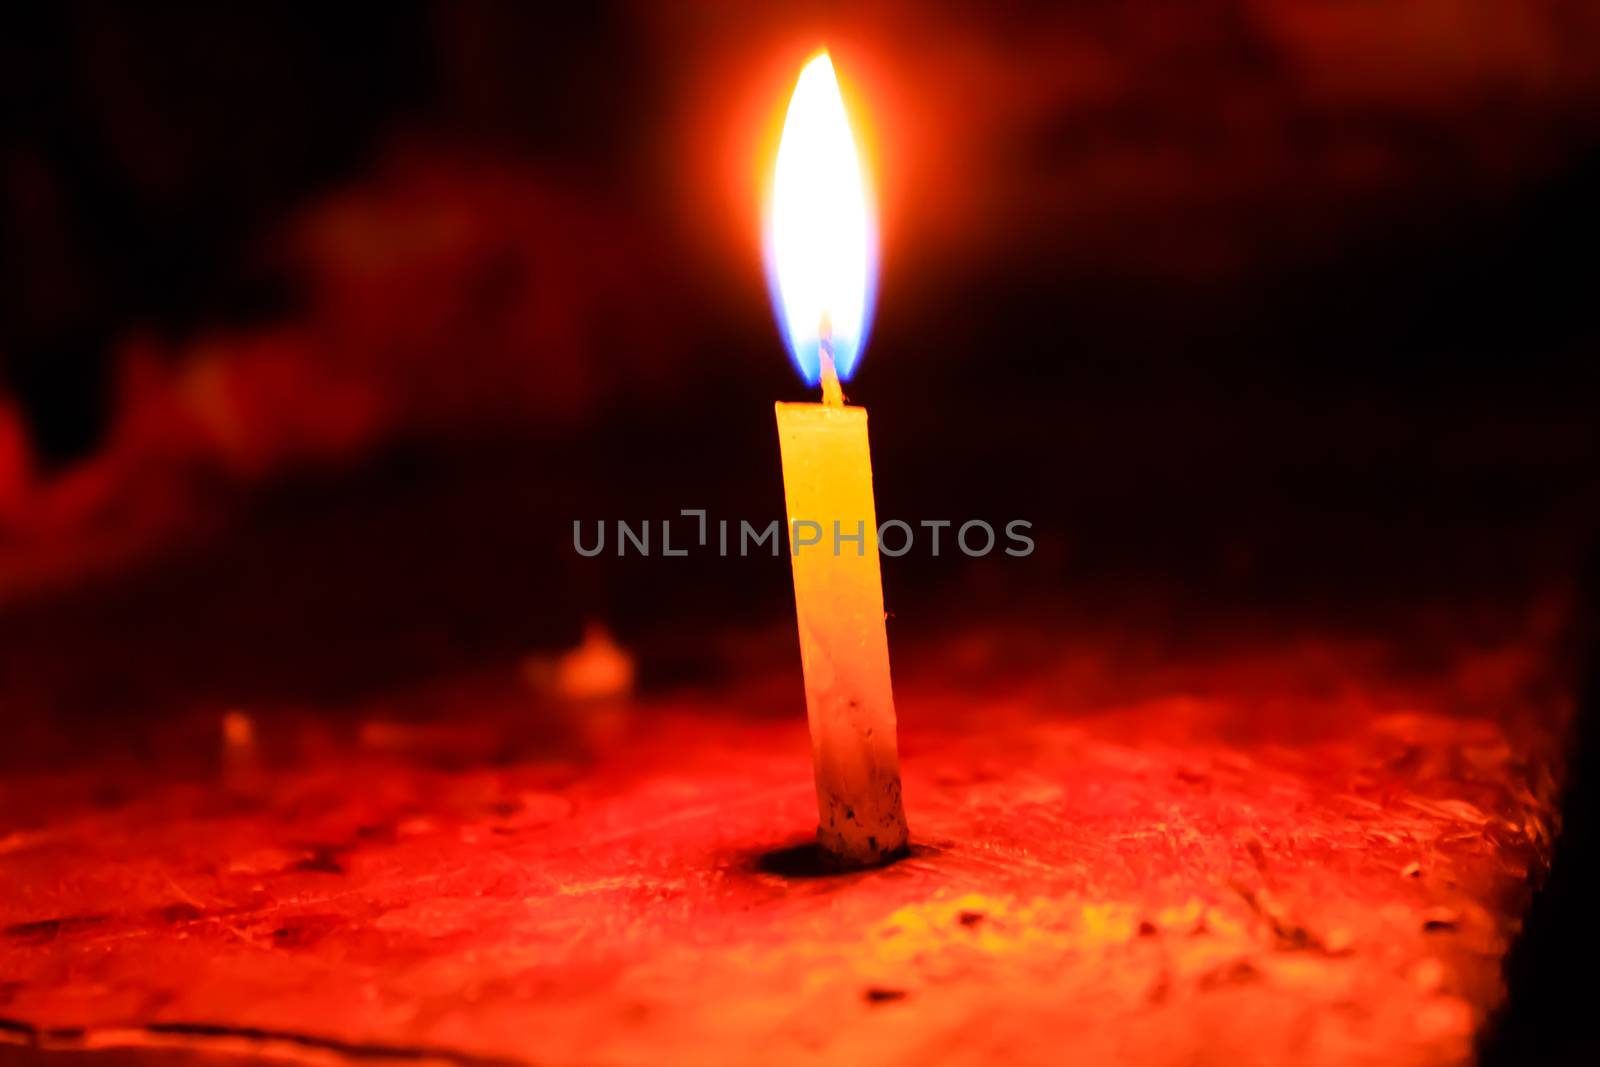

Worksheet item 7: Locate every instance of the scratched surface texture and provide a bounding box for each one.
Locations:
[0,620,1569,1067]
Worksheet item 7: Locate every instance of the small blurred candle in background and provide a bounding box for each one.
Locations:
[768,52,907,866]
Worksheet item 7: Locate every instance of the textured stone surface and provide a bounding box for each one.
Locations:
[0,623,1566,1067]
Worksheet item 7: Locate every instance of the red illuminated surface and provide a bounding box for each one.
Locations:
[0,620,1564,1067]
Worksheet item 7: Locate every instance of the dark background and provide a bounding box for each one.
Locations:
[0,4,1597,1060]
[3,0,1594,643]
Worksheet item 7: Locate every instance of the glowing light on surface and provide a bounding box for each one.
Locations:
[766,52,877,384]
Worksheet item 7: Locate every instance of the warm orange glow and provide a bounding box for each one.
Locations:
[767,52,876,384]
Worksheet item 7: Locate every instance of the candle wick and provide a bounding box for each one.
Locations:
[818,314,844,408]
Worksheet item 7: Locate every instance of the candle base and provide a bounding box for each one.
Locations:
[818,777,909,866]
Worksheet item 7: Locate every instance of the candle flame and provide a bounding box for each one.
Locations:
[766,52,876,386]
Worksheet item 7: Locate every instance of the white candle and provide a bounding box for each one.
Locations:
[768,53,908,865]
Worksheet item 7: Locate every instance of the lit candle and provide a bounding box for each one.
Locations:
[767,52,908,866]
